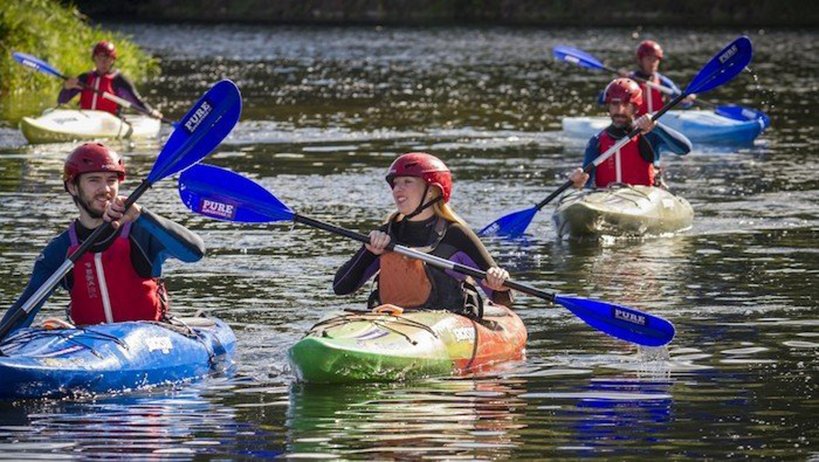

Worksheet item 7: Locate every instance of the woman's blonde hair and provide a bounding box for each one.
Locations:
[386,185,467,226]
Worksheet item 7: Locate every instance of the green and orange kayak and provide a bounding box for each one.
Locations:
[288,304,527,384]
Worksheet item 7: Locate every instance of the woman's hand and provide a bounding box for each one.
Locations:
[484,266,510,291]
[104,196,141,229]
[64,78,82,90]
[364,230,391,255]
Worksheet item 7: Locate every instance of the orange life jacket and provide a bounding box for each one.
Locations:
[79,71,119,114]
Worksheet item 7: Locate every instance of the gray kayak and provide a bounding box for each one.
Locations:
[552,184,694,239]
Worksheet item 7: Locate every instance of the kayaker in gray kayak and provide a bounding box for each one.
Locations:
[570,78,692,189]
[333,152,512,319]
[0,143,204,333]
[57,40,163,119]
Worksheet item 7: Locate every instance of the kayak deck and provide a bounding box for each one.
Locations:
[20,108,161,144]
[288,304,527,384]
[0,317,235,399]
[553,184,694,239]
[561,109,767,145]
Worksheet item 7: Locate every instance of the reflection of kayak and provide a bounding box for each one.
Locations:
[20,109,161,144]
[561,109,768,145]
[288,304,527,384]
[0,317,235,399]
[553,184,694,239]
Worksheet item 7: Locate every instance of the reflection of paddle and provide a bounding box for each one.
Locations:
[479,36,754,238]
[0,80,242,345]
[552,45,770,128]
[178,164,676,347]
[12,51,176,125]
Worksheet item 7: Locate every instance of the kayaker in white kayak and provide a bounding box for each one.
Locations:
[0,143,204,333]
[57,41,163,119]
[570,78,692,189]
[334,152,512,318]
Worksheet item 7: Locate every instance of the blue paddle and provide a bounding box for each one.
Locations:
[480,36,754,238]
[552,44,769,126]
[12,51,176,125]
[0,80,242,344]
[177,164,676,347]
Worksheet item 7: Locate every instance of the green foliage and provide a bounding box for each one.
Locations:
[0,0,159,121]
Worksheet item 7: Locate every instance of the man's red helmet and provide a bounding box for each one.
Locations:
[92,41,117,59]
[636,40,663,60]
[603,78,644,108]
[386,152,452,203]
[63,143,126,186]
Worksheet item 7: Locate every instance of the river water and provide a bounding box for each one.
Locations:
[0,25,816,459]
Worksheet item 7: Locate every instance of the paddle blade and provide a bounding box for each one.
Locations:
[12,52,64,78]
[179,164,295,223]
[552,46,605,71]
[716,104,771,129]
[478,206,538,238]
[147,80,242,183]
[685,36,753,95]
[554,295,675,347]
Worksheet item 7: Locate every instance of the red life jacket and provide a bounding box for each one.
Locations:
[79,71,119,114]
[67,221,166,325]
[637,74,665,115]
[594,130,655,188]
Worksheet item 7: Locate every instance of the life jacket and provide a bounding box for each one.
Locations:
[594,128,655,188]
[79,71,119,114]
[636,73,665,115]
[67,221,167,325]
[370,218,483,316]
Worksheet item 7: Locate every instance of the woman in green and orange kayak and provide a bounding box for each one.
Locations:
[333,152,512,318]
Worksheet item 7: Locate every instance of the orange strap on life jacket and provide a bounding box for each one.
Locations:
[377,252,432,308]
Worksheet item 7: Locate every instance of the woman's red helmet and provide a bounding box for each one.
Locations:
[636,40,663,60]
[386,152,452,203]
[92,41,117,59]
[63,143,125,186]
[603,78,644,108]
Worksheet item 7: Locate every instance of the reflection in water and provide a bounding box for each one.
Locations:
[286,378,526,459]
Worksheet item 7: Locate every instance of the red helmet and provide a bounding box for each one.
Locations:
[63,143,126,185]
[636,40,663,60]
[92,41,117,59]
[386,152,453,203]
[604,78,643,108]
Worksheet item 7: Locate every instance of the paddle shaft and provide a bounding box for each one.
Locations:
[532,92,687,212]
[0,180,151,342]
[293,214,557,302]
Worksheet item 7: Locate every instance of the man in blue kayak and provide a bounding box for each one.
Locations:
[58,40,163,119]
[628,40,695,114]
[570,78,691,189]
[1,143,204,333]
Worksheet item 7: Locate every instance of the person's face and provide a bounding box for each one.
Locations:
[70,172,120,217]
[93,53,115,74]
[639,55,660,75]
[608,101,637,128]
[391,176,429,216]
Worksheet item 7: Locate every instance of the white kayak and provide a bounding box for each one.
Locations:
[561,109,767,145]
[553,184,694,239]
[20,109,161,144]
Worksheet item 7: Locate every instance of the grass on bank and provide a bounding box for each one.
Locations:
[0,0,159,122]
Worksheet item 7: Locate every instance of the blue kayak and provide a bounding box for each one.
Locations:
[561,108,769,145]
[0,317,235,399]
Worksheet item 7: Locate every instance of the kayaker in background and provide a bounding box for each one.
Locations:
[598,40,695,114]
[570,78,691,189]
[58,41,163,119]
[0,143,204,333]
[334,152,512,319]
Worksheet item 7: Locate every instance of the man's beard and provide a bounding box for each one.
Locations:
[74,188,110,219]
